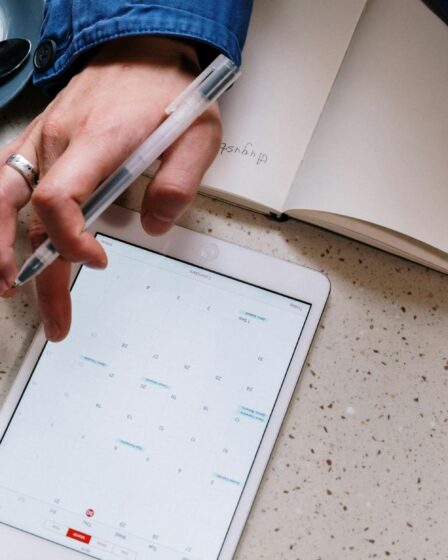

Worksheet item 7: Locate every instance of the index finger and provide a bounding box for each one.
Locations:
[0,146,38,294]
[31,140,117,267]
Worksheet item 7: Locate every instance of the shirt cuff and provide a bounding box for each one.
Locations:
[33,5,245,92]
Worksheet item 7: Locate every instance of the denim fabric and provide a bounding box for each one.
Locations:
[33,0,253,91]
[422,0,448,25]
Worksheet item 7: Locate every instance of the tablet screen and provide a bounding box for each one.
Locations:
[0,234,310,560]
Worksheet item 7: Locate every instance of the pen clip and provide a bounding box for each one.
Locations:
[165,54,240,115]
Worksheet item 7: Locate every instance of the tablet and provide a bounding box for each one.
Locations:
[0,205,329,560]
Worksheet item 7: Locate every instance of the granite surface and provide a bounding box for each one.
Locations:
[1,85,448,560]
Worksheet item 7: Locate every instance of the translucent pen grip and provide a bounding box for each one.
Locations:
[82,93,208,227]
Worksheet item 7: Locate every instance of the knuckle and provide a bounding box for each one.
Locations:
[79,110,119,141]
[78,107,103,132]
[41,118,63,146]
[31,185,60,213]
[27,219,47,248]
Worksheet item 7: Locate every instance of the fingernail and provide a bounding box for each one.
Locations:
[151,209,176,223]
[152,199,187,222]
[143,197,186,227]
[43,318,61,341]
[142,211,174,235]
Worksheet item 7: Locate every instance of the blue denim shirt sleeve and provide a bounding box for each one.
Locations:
[33,1,253,91]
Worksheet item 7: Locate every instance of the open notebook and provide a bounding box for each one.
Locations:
[190,0,448,273]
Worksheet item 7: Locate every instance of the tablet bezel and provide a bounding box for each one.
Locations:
[0,204,330,560]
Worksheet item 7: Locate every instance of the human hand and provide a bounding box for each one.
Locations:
[0,36,222,341]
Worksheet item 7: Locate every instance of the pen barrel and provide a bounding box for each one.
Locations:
[15,240,58,285]
[35,240,58,264]
[82,93,208,227]
[126,91,208,175]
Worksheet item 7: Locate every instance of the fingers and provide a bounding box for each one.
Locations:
[0,197,19,296]
[141,106,222,235]
[0,115,42,163]
[31,139,119,268]
[0,138,39,295]
[36,258,72,341]
[28,214,72,341]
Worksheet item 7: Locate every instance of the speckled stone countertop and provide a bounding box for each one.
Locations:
[1,87,448,560]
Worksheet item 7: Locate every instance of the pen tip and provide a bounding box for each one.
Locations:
[12,280,21,289]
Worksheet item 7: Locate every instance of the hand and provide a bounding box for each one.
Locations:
[0,37,222,341]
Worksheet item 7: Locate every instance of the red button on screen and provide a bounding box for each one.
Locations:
[66,528,92,544]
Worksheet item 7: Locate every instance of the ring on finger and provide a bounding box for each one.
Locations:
[5,154,39,191]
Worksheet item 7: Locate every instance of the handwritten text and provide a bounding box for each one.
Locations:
[219,142,268,166]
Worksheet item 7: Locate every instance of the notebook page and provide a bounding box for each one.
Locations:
[286,0,448,252]
[202,0,367,212]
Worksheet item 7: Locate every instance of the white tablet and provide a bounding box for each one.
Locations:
[0,205,329,560]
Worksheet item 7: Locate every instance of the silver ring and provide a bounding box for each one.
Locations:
[5,154,39,191]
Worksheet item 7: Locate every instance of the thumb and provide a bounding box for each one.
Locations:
[141,108,221,235]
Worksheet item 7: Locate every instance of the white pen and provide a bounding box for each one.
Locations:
[13,54,241,287]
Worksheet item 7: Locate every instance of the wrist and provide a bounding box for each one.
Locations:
[93,36,201,74]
